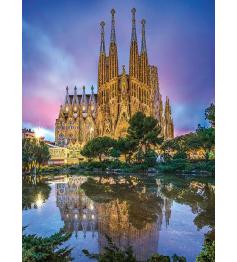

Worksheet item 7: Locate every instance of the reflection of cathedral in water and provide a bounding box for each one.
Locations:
[56,176,97,238]
[97,200,162,262]
[156,179,173,228]
[56,176,173,261]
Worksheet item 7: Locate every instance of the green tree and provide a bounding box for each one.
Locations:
[83,234,187,262]
[35,141,50,170]
[196,239,215,262]
[127,112,163,154]
[109,147,121,159]
[160,133,194,161]
[186,125,215,161]
[83,235,136,262]
[205,103,215,128]
[144,149,158,167]
[116,137,137,163]
[22,228,72,262]
[81,136,115,162]
[22,139,34,172]
[22,139,50,173]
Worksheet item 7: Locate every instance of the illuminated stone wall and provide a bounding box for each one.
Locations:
[55,9,174,147]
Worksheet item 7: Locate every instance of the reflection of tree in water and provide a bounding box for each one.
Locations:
[22,178,51,210]
[81,175,165,261]
[53,175,214,261]
[159,177,215,239]
[81,176,164,230]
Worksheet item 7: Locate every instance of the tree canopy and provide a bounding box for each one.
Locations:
[22,139,50,172]
[23,229,72,262]
[205,103,215,127]
[186,125,215,160]
[81,136,115,162]
[116,137,137,163]
[127,112,163,154]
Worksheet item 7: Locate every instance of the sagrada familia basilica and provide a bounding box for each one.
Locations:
[55,8,174,146]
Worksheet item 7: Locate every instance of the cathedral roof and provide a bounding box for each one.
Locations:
[68,94,98,104]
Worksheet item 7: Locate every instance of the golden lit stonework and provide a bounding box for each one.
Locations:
[55,9,174,147]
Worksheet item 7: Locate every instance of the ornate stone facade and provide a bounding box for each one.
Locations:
[55,8,174,146]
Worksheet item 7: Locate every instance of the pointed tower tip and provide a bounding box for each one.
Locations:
[110,9,116,43]
[131,8,136,14]
[131,7,137,42]
[141,19,147,53]
[111,8,115,15]
[100,21,106,53]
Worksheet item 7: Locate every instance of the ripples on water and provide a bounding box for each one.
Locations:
[22,174,215,262]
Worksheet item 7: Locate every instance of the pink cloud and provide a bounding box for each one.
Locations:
[23,96,59,129]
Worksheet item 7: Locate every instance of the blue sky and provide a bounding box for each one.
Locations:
[23,0,215,141]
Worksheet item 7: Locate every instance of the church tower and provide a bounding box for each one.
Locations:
[55,9,175,147]
[98,21,106,88]
[108,9,118,80]
[107,9,119,133]
[129,8,140,117]
[139,19,149,85]
[129,8,139,79]
[97,21,106,136]
[164,97,174,139]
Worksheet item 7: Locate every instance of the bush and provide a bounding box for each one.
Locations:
[173,151,187,160]
[144,150,158,167]
[158,159,188,173]
[83,235,136,262]
[189,160,215,174]
[83,235,186,262]
[196,239,215,262]
[22,228,72,262]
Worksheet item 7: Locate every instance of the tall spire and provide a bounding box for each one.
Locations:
[164,96,174,139]
[131,8,137,42]
[141,19,147,53]
[59,105,64,117]
[100,21,105,53]
[98,21,107,87]
[89,85,96,105]
[129,8,139,79]
[65,86,70,105]
[139,19,149,84]
[72,86,78,103]
[89,85,96,118]
[81,86,88,118]
[72,86,79,112]
[110,9,116,43]
[64,86,70,113]
[108,8,118,80]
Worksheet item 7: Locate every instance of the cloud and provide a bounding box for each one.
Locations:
[23,122,55,141]
[23,20,80,100]
[23,96,59,130]
[23,0,214,138]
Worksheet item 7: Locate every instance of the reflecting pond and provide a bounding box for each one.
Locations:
[22,174,215,262]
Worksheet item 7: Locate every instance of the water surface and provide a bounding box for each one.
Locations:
[22,174,215,262]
